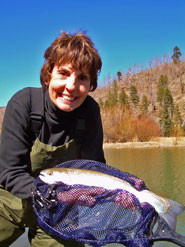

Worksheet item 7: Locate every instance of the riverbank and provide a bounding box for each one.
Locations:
[103,137,185,149]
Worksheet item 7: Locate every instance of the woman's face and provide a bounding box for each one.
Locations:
[48,63,91,112]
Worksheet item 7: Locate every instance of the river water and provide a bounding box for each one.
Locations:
[10,146,185,247]
[103,146,185,247]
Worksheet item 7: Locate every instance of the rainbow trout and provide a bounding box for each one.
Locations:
[40,167,184,230]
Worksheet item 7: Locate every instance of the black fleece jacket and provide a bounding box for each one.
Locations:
[0,88,105,199]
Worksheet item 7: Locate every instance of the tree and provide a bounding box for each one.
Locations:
[171,46,182,64]
[160,88,174,136]
[112,79,118,105]
[171,46,184,93]
[172,104,184,137]
[104,79,118,107]
[164,88,174,115]
[117,71,122,81]
[161,105,172,137]
[140,95,150,113]
[174,104,183,127]
[157,75,168,106]
[119,89,129,106]
[130,85,139,107]
[157,75,174,136]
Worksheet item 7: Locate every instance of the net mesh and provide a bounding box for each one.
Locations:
[32,159,155,247]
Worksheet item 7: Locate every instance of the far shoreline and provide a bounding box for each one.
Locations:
[103,137,185,149]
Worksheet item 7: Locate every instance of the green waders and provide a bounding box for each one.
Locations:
[0,138,84,247]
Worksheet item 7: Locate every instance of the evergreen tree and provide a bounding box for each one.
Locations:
[161,105,172,137]
[160,88,174,136]
[157,75,174,136]
[105,90,113,107]
[140,95,150,113]
[117,71,122,81]
[171,46,182,64]
[171,46,184,93]
[113,79,118,102]
[157,75,168,106]
[119,89,129,106]
[130,85,139,107]
[157,84,164,106]
[104,99,110,108]
[104,80,118,107]
[164,88,174,116]
[174,104,183,127]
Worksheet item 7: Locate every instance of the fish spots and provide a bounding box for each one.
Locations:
[128,176,145,190]
[57,186,138,210]
[57,187,105,207]
[115,191,137,210]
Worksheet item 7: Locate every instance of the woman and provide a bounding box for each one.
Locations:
[0,30,105,246]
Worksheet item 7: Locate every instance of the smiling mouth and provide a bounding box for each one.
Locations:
[61,95,78,102]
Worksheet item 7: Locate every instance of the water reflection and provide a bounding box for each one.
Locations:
[104,147,185,205]
[104,146,185,247]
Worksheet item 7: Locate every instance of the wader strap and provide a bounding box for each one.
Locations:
[29,88,44,138]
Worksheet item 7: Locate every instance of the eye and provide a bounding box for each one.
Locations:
[58,69,70,77]
[59,70,67,76]
[47,170,53,175]
[79,74,89,82]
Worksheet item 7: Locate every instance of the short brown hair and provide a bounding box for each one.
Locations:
[40,30,102,91]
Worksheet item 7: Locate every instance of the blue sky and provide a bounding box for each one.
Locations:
[0,0,185,106]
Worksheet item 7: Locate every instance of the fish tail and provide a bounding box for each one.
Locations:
[159,199,185,230]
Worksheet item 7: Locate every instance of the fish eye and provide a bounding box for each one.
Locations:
[47,170,53,175]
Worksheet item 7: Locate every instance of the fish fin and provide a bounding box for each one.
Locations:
[159,199,185,230]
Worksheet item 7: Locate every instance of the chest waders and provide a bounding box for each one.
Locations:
[0,138,84,247]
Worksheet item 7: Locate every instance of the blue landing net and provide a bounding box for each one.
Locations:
[32,159,156,247]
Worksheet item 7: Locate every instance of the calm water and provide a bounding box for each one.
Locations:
[11,147,185,247]
[103,146,185,247]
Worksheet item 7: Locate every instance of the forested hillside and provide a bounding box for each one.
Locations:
[90,47,185,142]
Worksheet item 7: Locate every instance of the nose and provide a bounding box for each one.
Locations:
[65,74,77,91]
